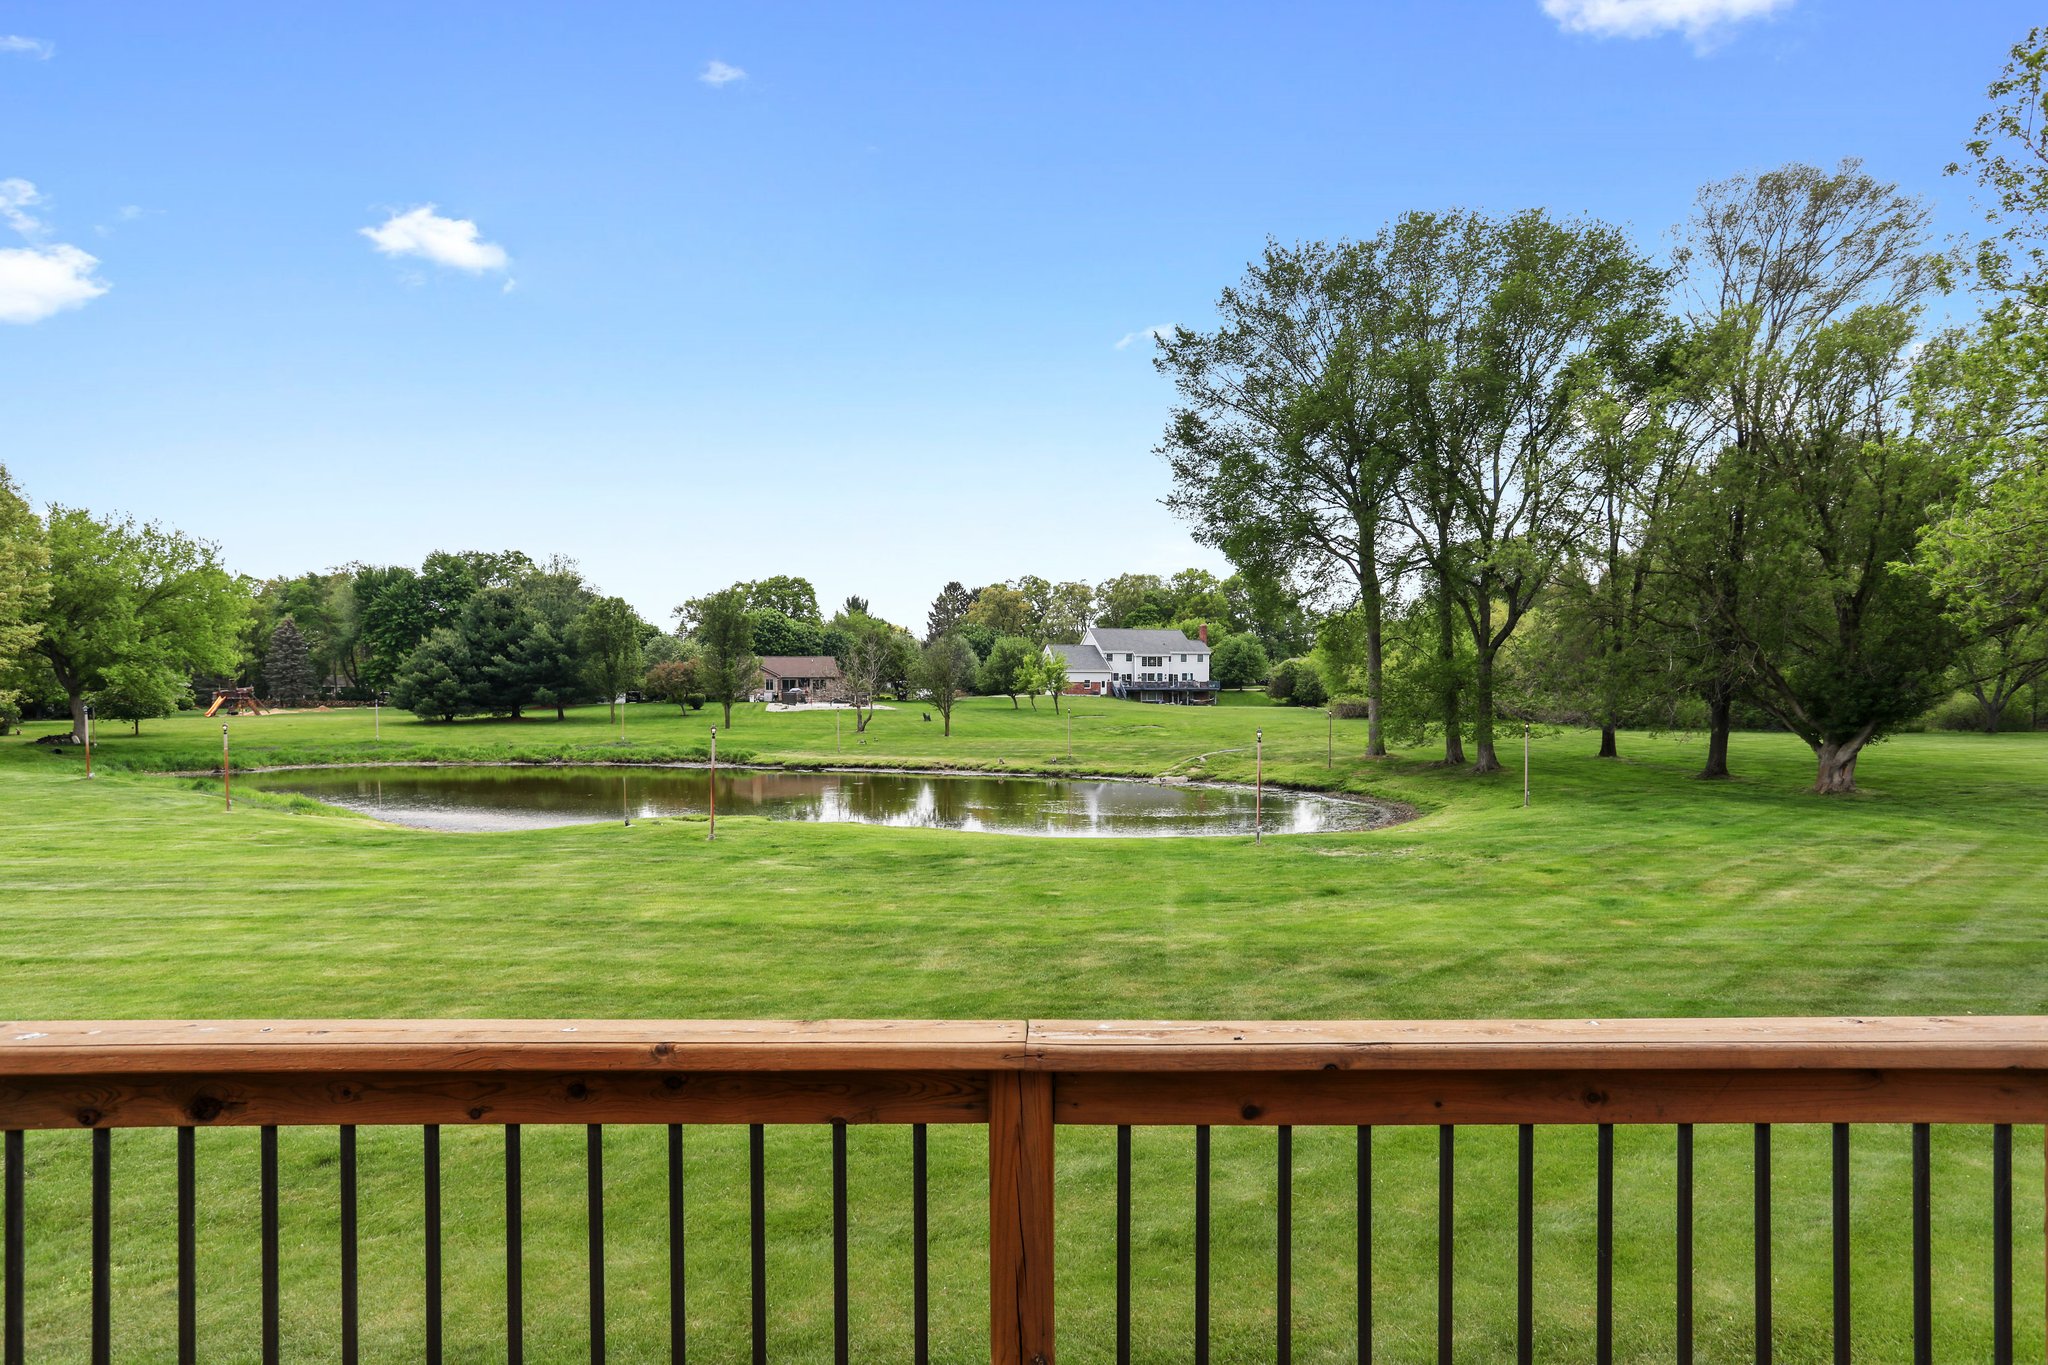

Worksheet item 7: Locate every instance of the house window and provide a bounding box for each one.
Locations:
[1142,655,1162,667]
[1179,654,1187,662]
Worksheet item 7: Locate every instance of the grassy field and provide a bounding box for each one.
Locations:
[3,698,2045,1360]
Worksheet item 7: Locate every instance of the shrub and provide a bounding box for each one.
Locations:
[1330,696,1371,720]
[1289,666,1328,708]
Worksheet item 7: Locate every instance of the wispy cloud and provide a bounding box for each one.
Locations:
[0,179,108,324]
[360,205,510,275]
[0,35,53,60]
[1539,0,1792,49]
[699,59,746,87]
[0,179,46,237]
[1115,324,1174,351]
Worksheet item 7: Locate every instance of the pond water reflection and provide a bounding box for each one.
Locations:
[240,765,1391,837]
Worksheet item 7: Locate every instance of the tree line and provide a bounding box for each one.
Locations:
[1156,29,2048,793]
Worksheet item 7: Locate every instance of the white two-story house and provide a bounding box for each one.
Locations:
[1048,626,1215,705]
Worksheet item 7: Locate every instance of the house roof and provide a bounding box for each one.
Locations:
[1086,627,1211,655]
[758,656,843,677]
[1048,643,1109,673]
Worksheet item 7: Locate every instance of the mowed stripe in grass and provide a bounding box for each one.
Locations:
[2,703,2045,1358]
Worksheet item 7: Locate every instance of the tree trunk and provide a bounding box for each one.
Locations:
[1812,740,1863,794]
[943,709,951,737]
[1435,587,1463,765]
[722,699,733,728]
[1699,686,1733,780]
[1470,641,1500,773]
[1971,683,2005,734]
[1598,725,1618,759]
[558,705,567,721]
[67,690,88,744]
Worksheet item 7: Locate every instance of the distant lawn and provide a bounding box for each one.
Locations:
[3,703,2045,1360]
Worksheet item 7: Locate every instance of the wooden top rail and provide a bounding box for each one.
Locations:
[4,1016,2047,1075]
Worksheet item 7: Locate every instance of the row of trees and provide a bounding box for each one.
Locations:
[1156,30,2048,793]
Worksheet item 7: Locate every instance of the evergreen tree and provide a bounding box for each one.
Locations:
[264,617,316,706]
[925,582,975,642]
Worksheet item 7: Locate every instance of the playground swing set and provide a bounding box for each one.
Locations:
[202,687,269,718]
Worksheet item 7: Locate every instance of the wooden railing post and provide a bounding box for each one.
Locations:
[989,1071,1054,1365]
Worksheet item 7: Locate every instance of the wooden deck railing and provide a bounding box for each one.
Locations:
[1,1016,2043,1362]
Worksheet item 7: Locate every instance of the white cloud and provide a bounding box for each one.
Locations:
[1540,0,1791,46]
[699,59,746,87]
[1115,324,1175,351]
[359,205,510,274]
[0,35,53,59]
[0,244,108,323]
[0,178,107,323]
[0,178,46,237]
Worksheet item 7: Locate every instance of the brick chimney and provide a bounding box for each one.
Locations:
[1198,623,1208,644]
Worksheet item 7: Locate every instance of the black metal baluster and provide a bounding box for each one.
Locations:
[1278,1125,1293,1365]
[1358,1126,1372,1365]
[1597,1124,1613,1365]
[1912,1123,1931,1365]
[1438,1125,1453,1365]
[1194,1125,1210,1365]
[1116,1125,1131,1365]
[5,1130,23,1365]
[260,1126,278,1365]
[1676,1124,1693,1365]
[91,1126,108,1365]
[178,1126,195,1365]
[832,1122,848,1365]
[425,1125,442,1365]
[1832,1124,1849,1365]
[1516,1125,1532,1365]
[750,1123,766,1365]
[340,1126,357,1365]
[1993,1123,2012,1365]
[1755,1123,1771,1365]
[912,1124,928,1365]
[506,1124,523,1365]
[669,1125,686,1365]
[589,1124,606,1365]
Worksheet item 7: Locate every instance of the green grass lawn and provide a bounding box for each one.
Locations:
[2,699,2044,1360]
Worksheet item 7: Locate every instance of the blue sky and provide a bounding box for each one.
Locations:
[0,1,2034,628]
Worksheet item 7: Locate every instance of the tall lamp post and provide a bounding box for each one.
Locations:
[1254,727,1264,844]
[707,726,717,841]
[1523,722,1531,808]
[82,704,93,780]
[222,723,232,812]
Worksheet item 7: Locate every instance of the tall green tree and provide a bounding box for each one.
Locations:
[1662,160,1946,780]
[1160,238,1410,756]
[1660,161,1953,791]
[695,587,760,728]
[32,509,246,740]
[1372,209,1670,771]
[578,596,646,721]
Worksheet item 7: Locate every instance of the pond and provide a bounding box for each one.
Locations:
[238,765,1394,837]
